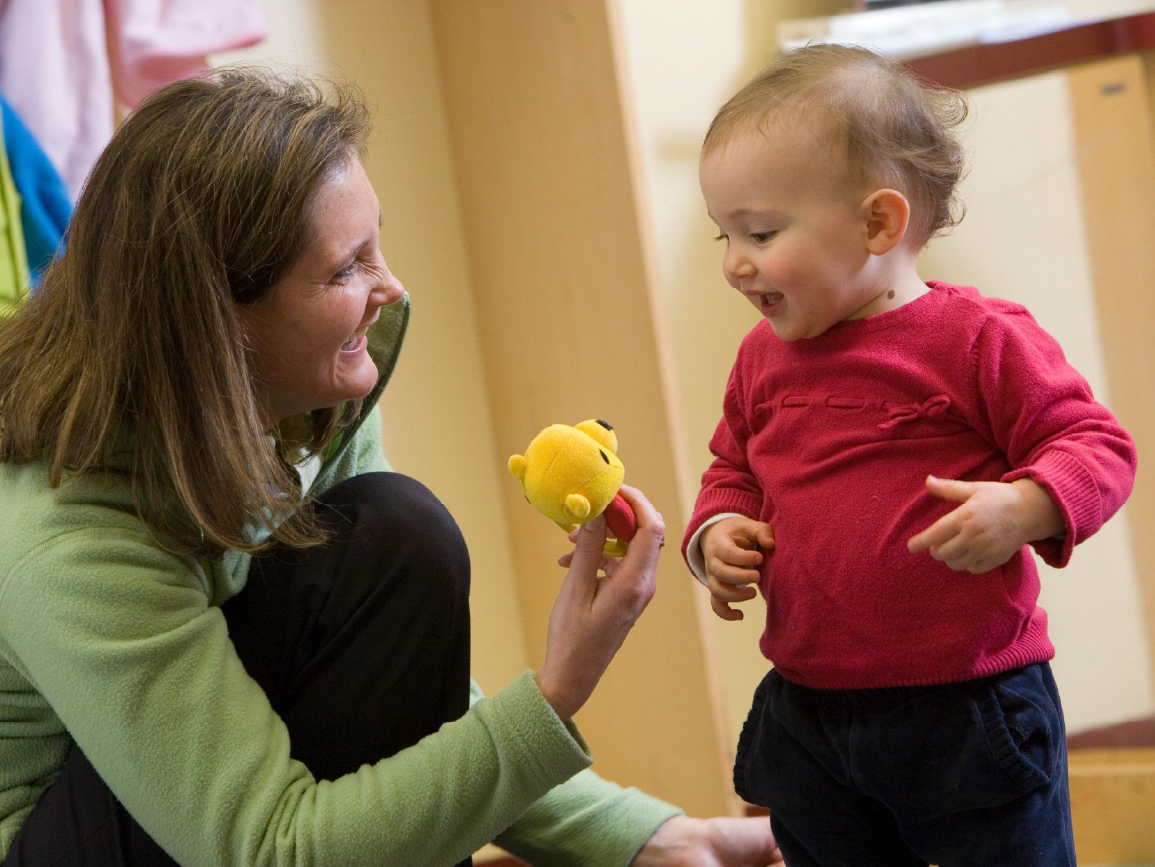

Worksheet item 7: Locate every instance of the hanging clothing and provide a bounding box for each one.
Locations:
[0,106,30,318]
[1,95,71,283]
[0,0,267,201]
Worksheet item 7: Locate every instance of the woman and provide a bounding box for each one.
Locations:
[0,68,782,865]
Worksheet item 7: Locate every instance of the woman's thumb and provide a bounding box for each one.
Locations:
[571,515,608,565]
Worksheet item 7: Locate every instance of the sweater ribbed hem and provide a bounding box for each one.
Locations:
[772,627,1055,691]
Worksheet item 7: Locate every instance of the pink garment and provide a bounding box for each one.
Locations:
[0,0,266,200]
[683,281,1137,690]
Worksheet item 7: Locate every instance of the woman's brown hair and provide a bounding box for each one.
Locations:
[0,66,371,556]
[703,43,968,248]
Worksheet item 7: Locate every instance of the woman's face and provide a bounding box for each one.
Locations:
[237,157,405,426]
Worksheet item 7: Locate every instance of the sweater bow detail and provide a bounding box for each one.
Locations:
[878,394,952,429]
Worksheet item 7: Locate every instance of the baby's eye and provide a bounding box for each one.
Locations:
[750,231,776,243]
[713,233,728,242]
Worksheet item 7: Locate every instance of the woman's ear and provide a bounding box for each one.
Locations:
[861,188,910,255]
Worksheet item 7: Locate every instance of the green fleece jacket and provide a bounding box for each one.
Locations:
[0,295,680,865]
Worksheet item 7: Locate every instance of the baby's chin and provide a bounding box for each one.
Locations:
[765,319,806,341]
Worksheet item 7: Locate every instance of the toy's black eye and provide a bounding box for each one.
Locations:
[599,450,609,463]
[596,419,613,430]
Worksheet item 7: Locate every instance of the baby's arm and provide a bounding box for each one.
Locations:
[699,517,775,621]
[907,475,1063,574]
[911,306,1135,573]
[684,349,775,619]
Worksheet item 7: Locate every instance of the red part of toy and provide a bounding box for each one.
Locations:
[603,492,637,543]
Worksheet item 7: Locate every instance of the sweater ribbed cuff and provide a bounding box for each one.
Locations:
[685,513,746,585]
[682,489,764,559]
[1003,449,1101,567]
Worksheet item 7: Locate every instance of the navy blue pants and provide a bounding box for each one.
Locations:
[5,473,473,866]
[734,663,1075,866]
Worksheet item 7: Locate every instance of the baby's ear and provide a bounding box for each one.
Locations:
[861,188,910,255]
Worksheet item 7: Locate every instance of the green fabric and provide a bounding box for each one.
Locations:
[0,294,679,864]
[0,110,31,319]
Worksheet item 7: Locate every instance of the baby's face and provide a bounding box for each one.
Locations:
[699,125,883,341]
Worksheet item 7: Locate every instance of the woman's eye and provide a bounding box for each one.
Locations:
[332,263,356,281]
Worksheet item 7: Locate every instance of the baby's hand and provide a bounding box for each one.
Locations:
[700,517,774,621]
[907,475,1064,574]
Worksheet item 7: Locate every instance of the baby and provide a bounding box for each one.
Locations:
[682,43,1137,866]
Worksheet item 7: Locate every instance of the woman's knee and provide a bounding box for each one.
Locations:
[315,472,471,602]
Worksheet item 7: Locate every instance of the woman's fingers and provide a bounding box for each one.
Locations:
[536,486,665,721]
[571,514,608,564]
[615,484,665,552]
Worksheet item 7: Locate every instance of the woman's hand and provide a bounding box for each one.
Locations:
[534,484,664,721]
[629,816,785,866]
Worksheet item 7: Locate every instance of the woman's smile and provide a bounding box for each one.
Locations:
[236,157,403,425]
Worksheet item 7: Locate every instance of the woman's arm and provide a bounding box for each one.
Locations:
[0,522,593,865]
[0,463,665,865]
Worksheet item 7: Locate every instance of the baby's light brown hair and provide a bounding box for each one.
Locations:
[702,43,968,248]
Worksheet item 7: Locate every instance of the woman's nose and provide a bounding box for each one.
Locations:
[373,261,406,306]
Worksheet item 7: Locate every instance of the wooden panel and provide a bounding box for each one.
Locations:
[1068,54,1155,715]
[1069,748,1155,861]
[429,0,734,816]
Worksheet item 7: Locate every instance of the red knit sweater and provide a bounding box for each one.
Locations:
[683,282,1137,689]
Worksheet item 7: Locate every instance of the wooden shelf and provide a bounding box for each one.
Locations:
[906,10,1155,87]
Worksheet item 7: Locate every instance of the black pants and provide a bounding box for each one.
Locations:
[734,663,1075,867]
[5,473,473,866]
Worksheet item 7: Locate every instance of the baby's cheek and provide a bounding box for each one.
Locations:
[763,254,808,288]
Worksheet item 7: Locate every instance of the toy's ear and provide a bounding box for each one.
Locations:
[508,454,528,481]
[575,419,618,454]
[565,493,592,519]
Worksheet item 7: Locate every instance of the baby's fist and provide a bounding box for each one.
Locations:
[701,517,773,621]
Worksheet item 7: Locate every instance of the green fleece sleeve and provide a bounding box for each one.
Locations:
[0,526,596,866]
[466,683,683,866]
[494,770,681,866]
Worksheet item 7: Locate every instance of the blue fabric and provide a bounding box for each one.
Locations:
[0,95,71,284]
[735,663,1075,866]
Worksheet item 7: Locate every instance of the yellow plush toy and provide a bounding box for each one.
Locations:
[508,419,637,556]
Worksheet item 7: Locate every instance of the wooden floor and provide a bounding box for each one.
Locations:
[1069,747,1155,863]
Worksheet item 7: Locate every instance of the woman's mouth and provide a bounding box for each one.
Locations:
[340,334,367,353]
